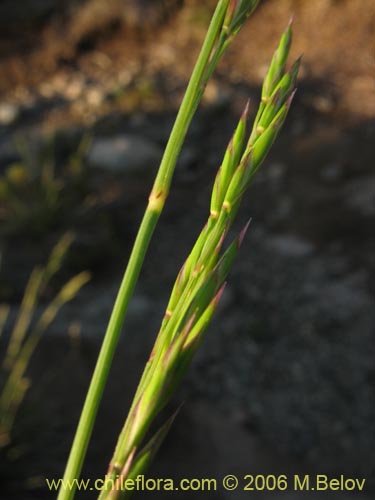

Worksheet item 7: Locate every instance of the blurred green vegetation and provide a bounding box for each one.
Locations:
[0,135,91,237]
[0,233,89,489]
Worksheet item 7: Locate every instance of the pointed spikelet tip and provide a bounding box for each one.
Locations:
[241,99,251,121]
[214,282,227,307]
[238,218,252,248]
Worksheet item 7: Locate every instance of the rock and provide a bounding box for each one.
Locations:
[267,162,286,182]
[87,134,162,175]
[43,280,157,340]
[85,86,105,107]
[311,94,335,113]
[266,234,314,258]
[155,402,304,500]
[178,146,196,172]
[123,0,182,29]
[319,163,343,183]
[64,77,85,101]
[317,276,371,323]
[0,103,19,125]
[275,197,294,221]
[345,176,375,216]
[203,80,231,108]
[175,146,199,183]
[69,0,182,49]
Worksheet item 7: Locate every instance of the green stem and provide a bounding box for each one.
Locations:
[57,2,231,499]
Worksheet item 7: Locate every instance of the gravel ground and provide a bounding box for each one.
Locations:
[0,1,374,499]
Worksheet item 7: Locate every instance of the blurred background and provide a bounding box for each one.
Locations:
[0,0,374,498]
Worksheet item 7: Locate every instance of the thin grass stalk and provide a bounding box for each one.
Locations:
[0,234,89,446]
[2,268,44,370]
[0,272,90,433]
[0,305,10,339]
[58,3,262,499]
[3,233,74,370]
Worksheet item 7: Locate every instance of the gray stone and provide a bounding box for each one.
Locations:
[266,234,314,258]
[41,280,157,340]
[87,134,162,175]
[319,162,343,183]
[267,162,286,182]
[345,176,375,216]
[0,103,19,125]
[317,277,371,323]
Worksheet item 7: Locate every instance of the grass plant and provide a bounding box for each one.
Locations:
[59,2,299,499]
[0,135,90,236]
[0,234,90,448]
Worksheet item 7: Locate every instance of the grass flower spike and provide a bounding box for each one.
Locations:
[98,20,300,500]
